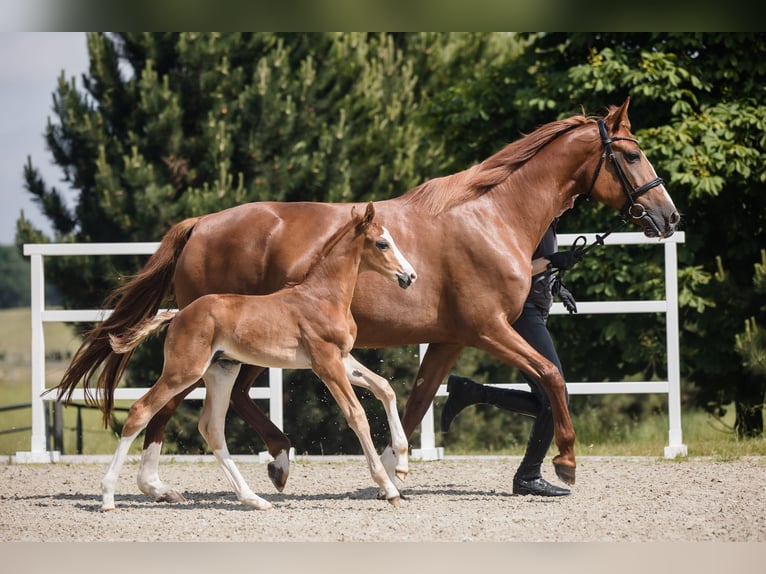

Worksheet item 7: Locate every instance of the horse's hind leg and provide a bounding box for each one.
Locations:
[229,364,292,491]
[136,383,201,503]
[200,362,272,510]
[343,354,408,487]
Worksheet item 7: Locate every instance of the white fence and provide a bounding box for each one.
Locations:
[17,232,686,462]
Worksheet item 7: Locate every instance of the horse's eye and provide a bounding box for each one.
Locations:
[624,150,641,163]
[376,240,389,250]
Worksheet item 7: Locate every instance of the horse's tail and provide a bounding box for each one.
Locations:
[52,217,200,427]
[109,311,176,354]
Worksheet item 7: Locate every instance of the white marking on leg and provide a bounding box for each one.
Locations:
[201,362,272,510]
[101,431,140,511]
[344,354,409,484]
[137,442,185,502]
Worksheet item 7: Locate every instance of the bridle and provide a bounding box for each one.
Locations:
[575,118,665,255]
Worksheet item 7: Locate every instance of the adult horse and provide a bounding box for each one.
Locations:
[56,97,679,501]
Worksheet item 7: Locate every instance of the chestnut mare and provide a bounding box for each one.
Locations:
[56,98,679,501]
[98,203,416,510]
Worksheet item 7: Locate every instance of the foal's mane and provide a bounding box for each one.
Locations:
[403,112,596,215]
[286,209,369,287]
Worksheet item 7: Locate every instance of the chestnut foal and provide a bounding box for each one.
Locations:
[101,203,416,510]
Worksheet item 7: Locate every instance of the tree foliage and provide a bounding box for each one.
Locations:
[423,32,766,439]
[0,246,31,308]
[17,32,518,454]
[19,32,766,452]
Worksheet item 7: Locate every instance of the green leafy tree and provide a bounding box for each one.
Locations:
[425,32,766,440]
[0,246,31,308]
[18,32,518,454]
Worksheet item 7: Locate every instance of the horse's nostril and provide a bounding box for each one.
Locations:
[669,211,680,226]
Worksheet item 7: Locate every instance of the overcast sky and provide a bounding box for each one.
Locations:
[0,32,89,245]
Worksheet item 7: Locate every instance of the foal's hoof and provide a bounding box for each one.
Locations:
[156,489,187,504]
[267,449,290,492]
[553,462,576,485]
[387,496,402,508]
[243,498,273,511]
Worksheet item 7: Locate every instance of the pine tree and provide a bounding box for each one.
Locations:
[18,32,517,454]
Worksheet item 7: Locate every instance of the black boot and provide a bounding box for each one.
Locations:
[512,401,570,497]
[512,476,570,497]
[440,375,486,433]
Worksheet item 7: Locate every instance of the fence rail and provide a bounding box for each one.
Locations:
[17,231,686,462]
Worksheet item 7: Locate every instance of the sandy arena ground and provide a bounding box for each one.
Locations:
[2,454,765,543]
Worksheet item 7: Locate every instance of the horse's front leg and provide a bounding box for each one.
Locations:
[343,354,408,488]
[137,383,201,503]
[475,318,576,485]
[400,343,464,439]
[201,362,272,510]
[229,364,292,492]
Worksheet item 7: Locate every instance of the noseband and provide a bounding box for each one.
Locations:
[585,118,664,220]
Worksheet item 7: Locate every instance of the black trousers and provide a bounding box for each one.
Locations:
[486,304,569,479]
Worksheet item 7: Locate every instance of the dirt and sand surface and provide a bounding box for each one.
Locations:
[3,454,764,574]
[2,454,765,543]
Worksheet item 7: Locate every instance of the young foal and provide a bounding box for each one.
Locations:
[101,203,416,510]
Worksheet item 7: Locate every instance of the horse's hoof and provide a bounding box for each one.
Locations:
[100,506,115,512]
[156,490,186,504]
[395,470,408,482]
[267,450,290,492]
[554,462,576,485]
[387,496,401,508]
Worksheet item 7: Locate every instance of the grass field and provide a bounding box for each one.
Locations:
[0,306,135,456]
[2,307,765,459]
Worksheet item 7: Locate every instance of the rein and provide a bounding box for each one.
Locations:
[578,117,665,253]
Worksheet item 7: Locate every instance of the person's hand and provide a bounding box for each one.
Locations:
[546,250,581,270]
[557,283,577,314]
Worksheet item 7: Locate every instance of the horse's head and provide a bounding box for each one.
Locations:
[587,97,680,238]
[355,202,417,289]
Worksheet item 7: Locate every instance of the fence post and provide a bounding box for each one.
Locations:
[52,401,64,452]
[268,368,284,430]
[664,241,688,458]
[15,251,59,462]
[410,343,444,461]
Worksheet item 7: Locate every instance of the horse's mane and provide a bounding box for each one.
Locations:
[403,113,597,215]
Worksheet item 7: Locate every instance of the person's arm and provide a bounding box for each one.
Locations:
[531,257,549,275]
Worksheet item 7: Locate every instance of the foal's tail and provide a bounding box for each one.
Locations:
[109,311,176,354]
[52,217,200,426]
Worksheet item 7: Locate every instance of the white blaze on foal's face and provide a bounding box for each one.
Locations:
[379,226,417,288]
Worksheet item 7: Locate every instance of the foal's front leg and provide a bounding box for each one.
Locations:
[343,354,408,487]
[200,362,272,510]
[315,354,401,506]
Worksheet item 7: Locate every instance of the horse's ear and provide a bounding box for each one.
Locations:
[364,202,375,224]
[609,96,632,133]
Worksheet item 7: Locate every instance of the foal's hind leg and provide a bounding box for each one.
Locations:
[102,380,189,510]
[200,362,272,510]
[343,354,408,487]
